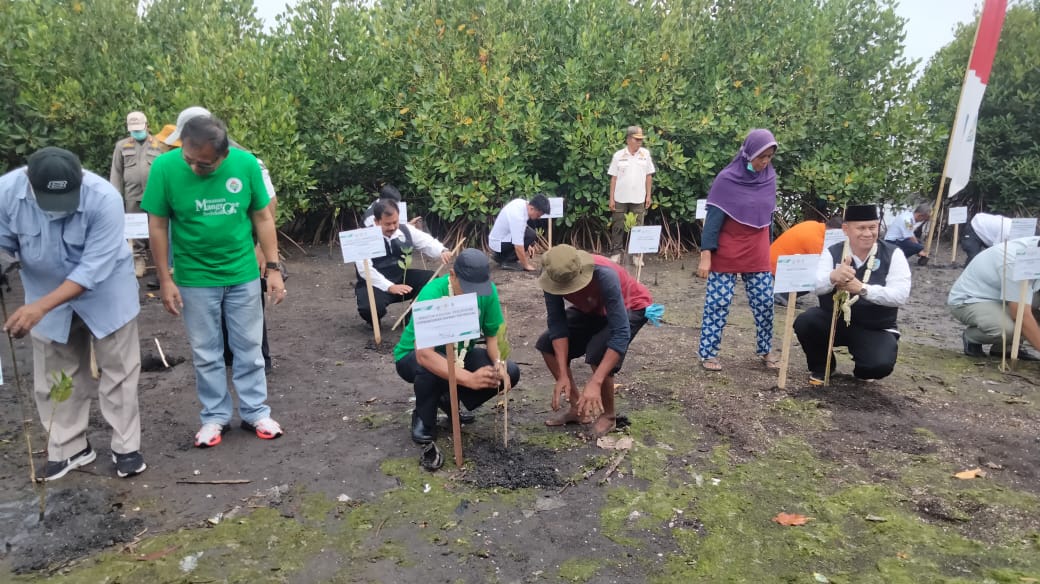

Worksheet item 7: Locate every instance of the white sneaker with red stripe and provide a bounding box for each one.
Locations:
[195,423,229,448]
[242,417,283,440]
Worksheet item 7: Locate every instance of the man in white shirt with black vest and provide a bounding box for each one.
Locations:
[355,198,452,325]
[794,204,912,385]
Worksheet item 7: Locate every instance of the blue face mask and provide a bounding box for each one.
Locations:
[746,162,756,173]
[131,130,147,141]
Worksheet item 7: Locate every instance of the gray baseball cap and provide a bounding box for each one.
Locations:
[164,106,211,146]
[453,249,493,296]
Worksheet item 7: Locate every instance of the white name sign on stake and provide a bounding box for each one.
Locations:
[824,229,846,251]
[774,255,819,293]
[627,225,662,254]
[397,202,408,224]
[548,197,564,219]
[695,199,707,220]
[412,293,482,350]
[1013,247,1040,282]
[1008,218,1038,241]
[948,207,968,225]
[339,226,387,263]
[124,213,149,239]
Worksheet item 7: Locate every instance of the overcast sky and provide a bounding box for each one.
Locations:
[253,0,983,72]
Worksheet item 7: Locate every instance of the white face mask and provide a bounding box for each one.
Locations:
[43,210,73,221]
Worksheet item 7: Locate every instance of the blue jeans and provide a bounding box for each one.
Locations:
[180,280,270,426]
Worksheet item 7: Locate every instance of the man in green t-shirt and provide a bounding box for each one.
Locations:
[394,249,520,470]
[142,115,286,449]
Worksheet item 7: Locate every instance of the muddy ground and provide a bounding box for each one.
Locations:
[0,241,1038,583]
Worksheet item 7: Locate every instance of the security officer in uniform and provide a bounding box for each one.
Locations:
[110,111,164,277]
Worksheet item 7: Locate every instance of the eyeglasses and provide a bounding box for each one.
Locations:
[182,151,226,174]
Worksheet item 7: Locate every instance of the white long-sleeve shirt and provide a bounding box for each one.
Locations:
[488,198,529,253]
[813,244,912,307]
[355,226,446,292]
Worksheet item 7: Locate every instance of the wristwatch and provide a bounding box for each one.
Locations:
[857,285,868,298]
[265,261,281,270]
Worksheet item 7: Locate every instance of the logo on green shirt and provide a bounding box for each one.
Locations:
[195,198,241,216]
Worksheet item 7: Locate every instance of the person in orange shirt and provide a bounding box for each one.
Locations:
[770,216,842,305]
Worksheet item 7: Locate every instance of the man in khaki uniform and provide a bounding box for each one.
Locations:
[110,111,164,276]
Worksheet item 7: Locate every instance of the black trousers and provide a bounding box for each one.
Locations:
[959,224,988,266]
[396,347,520,439]
[534,308,648,376]
[793,307,898,380]
[491,227,537,264]
[356,268,434,325]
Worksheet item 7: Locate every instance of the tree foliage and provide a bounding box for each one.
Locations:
[915,0,1040,215]
[2,0,940,244]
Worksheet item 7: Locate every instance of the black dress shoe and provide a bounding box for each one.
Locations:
[439,395,475,424]
[411,410,435,444]
[990,345,1040,361]
[962,331,986,357]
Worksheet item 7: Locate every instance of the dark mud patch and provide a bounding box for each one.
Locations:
[789,377,904,413]
[459,440,564,489]
[5,488,142,573]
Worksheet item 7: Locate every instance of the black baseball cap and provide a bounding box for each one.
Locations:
[453,249,493,296]
[27,147,83,212]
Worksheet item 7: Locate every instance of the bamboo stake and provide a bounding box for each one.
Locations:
[548,219,553,250]
[363,258,381,345]
[951,223,960,263]
[823,299,840,385]
[1009,279,1029,370]
[391,237,466,331]
[446,342,463,468]
[777,291,797,389]
[154,338,170,368]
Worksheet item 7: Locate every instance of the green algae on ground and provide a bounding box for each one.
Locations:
[596,432,1040,583]
[27,507,327,584]
[516,423,585,451]
[558,556,602,582]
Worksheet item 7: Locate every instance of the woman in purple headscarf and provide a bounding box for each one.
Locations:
[697,129,778,371]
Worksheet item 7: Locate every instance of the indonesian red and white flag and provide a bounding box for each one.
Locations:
[945,0,1008,197]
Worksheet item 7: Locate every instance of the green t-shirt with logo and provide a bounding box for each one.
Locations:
[393,275,504,362]
[142,148,270,287]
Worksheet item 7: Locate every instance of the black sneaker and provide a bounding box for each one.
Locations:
[498,261,523,272]
[38,443,96,482]
[962,331,985,357]
[112,451,147,478]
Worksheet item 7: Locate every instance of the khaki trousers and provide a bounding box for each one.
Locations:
[32,315,142,460]
[950,295,1040,347]
[610,202,646,254]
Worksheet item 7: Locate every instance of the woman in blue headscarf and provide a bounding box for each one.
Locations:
[697,129,778,371]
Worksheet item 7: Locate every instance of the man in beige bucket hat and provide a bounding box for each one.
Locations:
[535,245,653,437]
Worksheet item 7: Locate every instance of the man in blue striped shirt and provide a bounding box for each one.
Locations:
[0,147,146,481]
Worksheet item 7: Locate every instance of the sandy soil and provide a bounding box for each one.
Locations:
[0,243,1037,581]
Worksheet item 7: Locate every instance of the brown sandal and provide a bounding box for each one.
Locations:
[545,411,592,427]
[701,358,722,371]
[761,353,780,370]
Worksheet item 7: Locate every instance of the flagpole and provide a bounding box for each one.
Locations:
[920,12,988,262]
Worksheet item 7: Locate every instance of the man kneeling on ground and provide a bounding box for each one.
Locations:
[355,198,451,325]
[536,245,653,438]
[393,249,520,469]
[794,204,911,385]
[948,236,1040,361]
